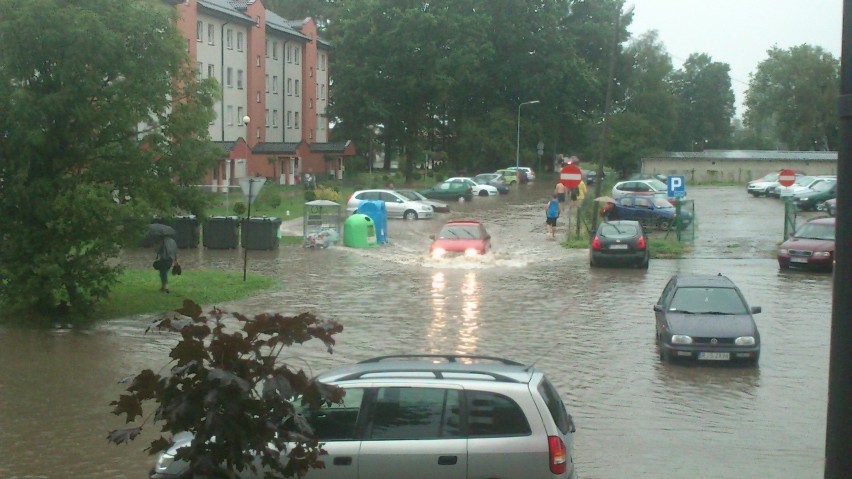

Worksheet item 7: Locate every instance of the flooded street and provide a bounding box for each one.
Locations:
[0,182,833,478]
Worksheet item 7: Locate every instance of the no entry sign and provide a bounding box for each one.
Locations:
[778,169,796,187]
[560,164,583,189]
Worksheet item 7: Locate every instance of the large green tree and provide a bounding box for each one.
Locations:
[744,44,840,150]
[669,53,736,151]
[0,0,220,320]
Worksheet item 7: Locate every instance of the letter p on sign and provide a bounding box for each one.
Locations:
[667,176,686,198]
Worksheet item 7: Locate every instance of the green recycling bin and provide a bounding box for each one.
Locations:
[343,214,377,248]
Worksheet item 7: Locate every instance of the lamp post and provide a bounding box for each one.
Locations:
[516,100,540,169]
[367,124,380,183]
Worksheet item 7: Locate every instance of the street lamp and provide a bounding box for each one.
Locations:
[516,100,540,169]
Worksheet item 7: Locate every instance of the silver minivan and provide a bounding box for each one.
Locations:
[151,354,578,479]
[346,189,434,220]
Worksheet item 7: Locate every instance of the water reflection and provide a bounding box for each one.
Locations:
[427,271,447,354]
[458,272,480,355]
[426,271,481,355]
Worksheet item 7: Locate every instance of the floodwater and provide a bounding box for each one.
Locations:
[0,183,833,479]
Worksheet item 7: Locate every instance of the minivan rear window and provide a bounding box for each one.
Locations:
[538,379,574,435]
[466,391,531,437]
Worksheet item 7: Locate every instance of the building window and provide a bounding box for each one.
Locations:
[273,42,278,60]
[309,99,313,109]
[237,32,244,51]
[295,79,300,96]
[272,76,279,94]
[265,74,269,93]
[226,67,233,88]
[321,84,325,100]
[272,109,278,127]
[286,45,291,63]
[226,105,234,126]
[309,129,313,140]
[309,67,313,78]
[196,21,202,42]
[265,39,269,57]
[196,62,203,78]
[256,55,261,67]
[237,69,243,89]
[226,29,233,49]
[256,91,261,103]
[287,78,292,96]
[265,109,270,127]
[294,112,300,129]
[321,54,326,70]
[237,107,245,125]
[295,48,300,64]
[287,111,292,129]
[207,24,214,45]
[207,64,215,78]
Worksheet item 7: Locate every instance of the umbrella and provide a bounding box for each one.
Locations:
[594,196,617,203]
[148,223,176,237]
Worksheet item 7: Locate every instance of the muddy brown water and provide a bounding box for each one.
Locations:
[0,183,832,478]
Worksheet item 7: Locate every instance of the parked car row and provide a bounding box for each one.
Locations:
[747,171,837,211]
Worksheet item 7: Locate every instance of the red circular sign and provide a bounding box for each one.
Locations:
[560,164,583,188]
[778,169,796,187]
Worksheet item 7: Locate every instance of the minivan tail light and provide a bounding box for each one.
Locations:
[548,436,567,474]
[592,236,602,250]
[637,235,646,250]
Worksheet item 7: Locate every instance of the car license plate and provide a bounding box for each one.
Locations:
[791,257,809,263]
[698,352,730,361]
[609,244,628,250]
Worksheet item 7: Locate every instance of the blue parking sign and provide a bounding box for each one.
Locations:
[667,176,686,197]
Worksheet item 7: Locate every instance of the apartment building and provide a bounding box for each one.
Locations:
[167,0,354,189]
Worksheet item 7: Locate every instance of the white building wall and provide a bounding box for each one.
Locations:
[316,48,329,143]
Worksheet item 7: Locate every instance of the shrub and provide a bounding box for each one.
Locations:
[232,202,246,216]
[314,186,341,203]
[304,190,317,202]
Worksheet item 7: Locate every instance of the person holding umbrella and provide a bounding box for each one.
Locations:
[151,224,179,293]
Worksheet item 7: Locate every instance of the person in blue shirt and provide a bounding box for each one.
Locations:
[545,194,560,238]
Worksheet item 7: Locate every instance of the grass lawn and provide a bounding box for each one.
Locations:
[87,268,280,321]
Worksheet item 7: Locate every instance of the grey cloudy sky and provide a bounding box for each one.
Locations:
[628,0,844,117]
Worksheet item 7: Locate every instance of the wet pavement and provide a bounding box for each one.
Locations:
[0,182,833,478]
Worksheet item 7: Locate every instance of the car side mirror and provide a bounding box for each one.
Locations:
[653,304,663,312]
[751,306,762,314]
[429,234,435,240]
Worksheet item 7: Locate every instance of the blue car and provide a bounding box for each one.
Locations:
[614,195,691,230]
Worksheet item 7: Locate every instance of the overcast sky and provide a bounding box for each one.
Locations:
[628,0,844,117]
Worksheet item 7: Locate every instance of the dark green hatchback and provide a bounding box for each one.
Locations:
[419,180,474,201]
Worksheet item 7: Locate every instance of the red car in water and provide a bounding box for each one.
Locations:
[429,220,491,258]
[777,217,835,271]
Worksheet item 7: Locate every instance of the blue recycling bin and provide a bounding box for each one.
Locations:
[356,200,388,244]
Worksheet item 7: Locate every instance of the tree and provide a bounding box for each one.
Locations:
[744,44,840,150]
[108,300,345,478]
[669,53,736,151]
[0,0,221,320]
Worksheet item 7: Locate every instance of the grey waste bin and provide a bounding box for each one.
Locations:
[174,215,200,249]
[241,216,282,250]
[203,216,240,249]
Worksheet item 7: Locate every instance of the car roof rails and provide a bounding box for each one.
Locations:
[360,354,523,366]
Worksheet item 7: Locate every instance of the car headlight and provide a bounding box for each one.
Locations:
[735,336,756,346]
[464,248,480,256]
[420,205,433,211]
[432,248,446,258]
[155,452,175,471]
[813,251,831,257]
[671,335,693,344]
[799,197,809,202]
[778,248,788,255]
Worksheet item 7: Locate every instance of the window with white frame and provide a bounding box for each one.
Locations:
[237,32,244,51]
[295,79,300,96]
[256,91,260,103]
[295,48,300,64]
[286,45,292,63]
[294,112,300,129]
[287,78,292,96]
[321,54,326,70]
[265,109,269,127]
[321,84,325,100]
[272,109,278,127]
[256,127,260,139]
[265,39,269,57]
[226,29,233,49]
[272,76,279,94]
[273,42,278,59]
[226,105,234,125]
[196,62,203,78]
[265,74,269,93]
[207,24,214,44]
[287,111,292,128]
[309,99,313,109]
[196,21,202,41]
[237,107,245,125]
[207,64,215,78]
[237,69,243,89]
[226,67,233,88]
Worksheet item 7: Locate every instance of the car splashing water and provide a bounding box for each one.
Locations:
[0,182,834,479]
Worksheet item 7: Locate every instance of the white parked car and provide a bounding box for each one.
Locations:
[346,189,434,220]
[612,179,669,199]
[444,177,499,197]
[777,175,836,198]
[746,172,780,197]
[506,166,536,181]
